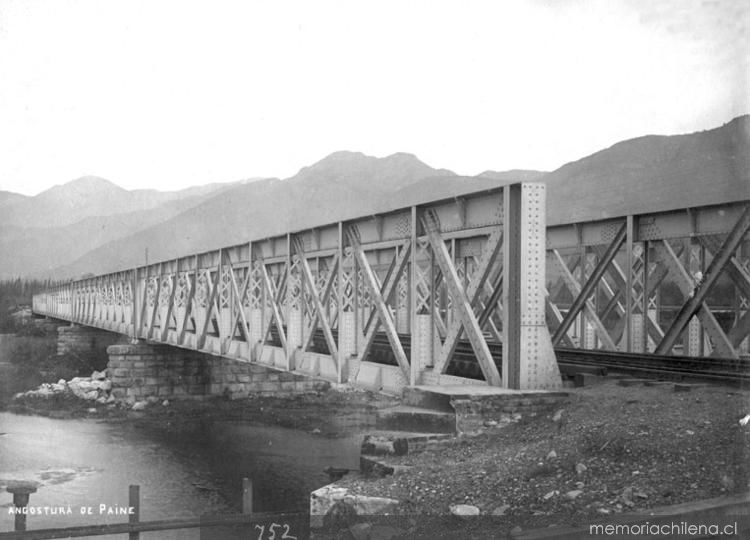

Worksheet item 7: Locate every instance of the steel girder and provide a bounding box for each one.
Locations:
[546,201,750,359]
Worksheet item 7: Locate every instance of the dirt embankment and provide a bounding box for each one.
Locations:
[338,380,750,537]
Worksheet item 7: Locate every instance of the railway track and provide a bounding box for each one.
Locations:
[274,327,750,384]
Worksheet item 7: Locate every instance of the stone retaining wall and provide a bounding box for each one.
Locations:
[451,391,569,434]
[107,343,326,402]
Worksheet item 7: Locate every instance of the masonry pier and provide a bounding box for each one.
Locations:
[106,342,325,403]
[56,324,125,357]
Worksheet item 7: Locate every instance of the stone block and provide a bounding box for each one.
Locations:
[309,485,399,530]
[111,377,133,387]
[259,382,280,393]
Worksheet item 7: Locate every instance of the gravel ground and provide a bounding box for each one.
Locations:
[336,379,750,537]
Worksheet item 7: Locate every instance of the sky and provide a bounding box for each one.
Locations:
[0,0,747,196]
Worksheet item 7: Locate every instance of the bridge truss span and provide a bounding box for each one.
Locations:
[34,184,749,392]
[33,183,562,393]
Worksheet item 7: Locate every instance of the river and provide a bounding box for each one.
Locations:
[0,411,364,538]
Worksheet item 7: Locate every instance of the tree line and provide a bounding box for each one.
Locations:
[0,278,59,332]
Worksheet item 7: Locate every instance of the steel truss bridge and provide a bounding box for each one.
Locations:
[32,182,750,392]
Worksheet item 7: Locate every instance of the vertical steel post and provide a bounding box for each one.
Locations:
[579,245,588,348]
[641,241,650,352]
[502,184,521,388]
[248,241,254,359]
[284,235,292,368]
[353,241,360,356]
[410,206,418,386]
[132,268,139,341]
[625,215,634,352]
[337,222,345,383]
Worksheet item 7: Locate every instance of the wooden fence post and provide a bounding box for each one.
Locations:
[242,478,253,515]
[129,484,140,540]
[7,481,37,532]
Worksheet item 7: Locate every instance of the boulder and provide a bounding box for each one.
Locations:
[91,379,112,392]
[450,504,480,517]
[68,378,97,399]
[310,485,399,530]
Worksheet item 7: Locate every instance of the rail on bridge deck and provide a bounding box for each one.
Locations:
[32,183,561,392]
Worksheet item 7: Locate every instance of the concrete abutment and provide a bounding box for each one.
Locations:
[106,342,327,403]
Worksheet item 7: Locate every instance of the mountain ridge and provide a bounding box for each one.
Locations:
[2,115,746,279]
[0,176,245,229]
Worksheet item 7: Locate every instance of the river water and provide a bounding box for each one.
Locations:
[0,411,364,538]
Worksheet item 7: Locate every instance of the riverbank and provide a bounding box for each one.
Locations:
[330,379,750,538]
[6,376,750,539]
[5,385,400,434]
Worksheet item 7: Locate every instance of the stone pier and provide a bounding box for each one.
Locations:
[57,324,126,357]
[106,343,327,403]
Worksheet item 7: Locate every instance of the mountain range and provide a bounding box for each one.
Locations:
[0,115,747,280]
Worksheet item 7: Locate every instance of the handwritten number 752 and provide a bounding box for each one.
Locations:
[254,522,296,540]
